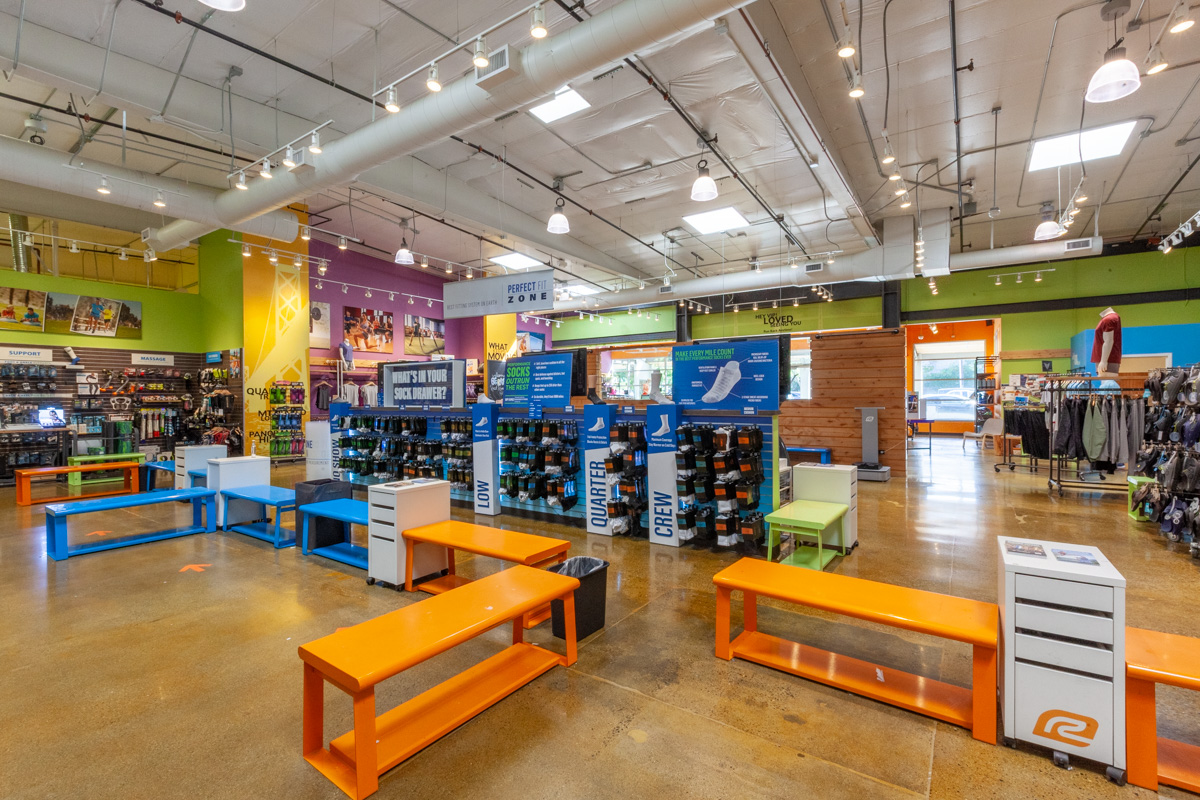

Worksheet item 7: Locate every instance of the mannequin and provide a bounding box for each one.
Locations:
[1092,307,1122,377]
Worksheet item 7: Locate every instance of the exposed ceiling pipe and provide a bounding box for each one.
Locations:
[7,214,31,272]
[0,137,298,244]
[948,0,966,247]
[142,0,754,252]
[948,236,1104,270]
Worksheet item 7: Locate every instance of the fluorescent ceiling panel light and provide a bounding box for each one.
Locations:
[1028,121,1136,172]
[529,87,590,123]
[682,206,750,235]
[490,252,543,270]
[563,285,600,295]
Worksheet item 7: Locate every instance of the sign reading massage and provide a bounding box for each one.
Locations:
[442,269,554,319]
[381,359,465,408]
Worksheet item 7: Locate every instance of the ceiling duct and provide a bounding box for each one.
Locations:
[0,138,299,245]
[141,0,755,252]
[7,213,31,273]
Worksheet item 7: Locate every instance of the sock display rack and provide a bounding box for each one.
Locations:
[267,381,306,459]
[674,421,768,551]
[498,415,581,520]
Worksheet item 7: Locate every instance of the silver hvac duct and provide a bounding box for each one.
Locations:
[0,138,299,246]
[142,0,753,252]
[7,213,31,272]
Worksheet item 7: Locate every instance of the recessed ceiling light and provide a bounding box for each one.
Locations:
[490,252,543,270]
[199,0,245,10]
[530,86,590,123]
[1028,121,1136,171]
[682,206,750,235]
[563,285,600,295]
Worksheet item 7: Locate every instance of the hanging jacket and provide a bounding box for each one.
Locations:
[1083,400,1108,461]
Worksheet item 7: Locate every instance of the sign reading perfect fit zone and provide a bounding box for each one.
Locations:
[442,269,554,319]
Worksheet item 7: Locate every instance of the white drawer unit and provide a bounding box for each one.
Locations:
[998,537,1126,782]
[791,463,858,551]
[174,445,227,489]
[207,455,270,527]
[366,478,451,589]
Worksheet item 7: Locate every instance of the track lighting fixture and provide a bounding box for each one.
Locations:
[827,256,835,265]
[394,236,414,265]
[704,307,710,314]
[579,311,585,319]
[473,38,490,69]
[118,249,127,261]
[342,284,348,294]
[1035,272,1043,282]
[293,255,303,268]
[1086,44,1140,104]
[753,261,762,273]
[467,268,473,279]
[995,275,1002,286]
[144,249,157,263]
[444,263,452,274]
[848,73,865,98]
[792,298,798,307]
[97,176,111,195]
[153,190,166,208]
[789,258,798,269]
[827,294,833,302]
[530,3,548,38]
[267,250,278,264]
[308,132,322,154]
[679,299,686,307]
[627,308,633,315]
[420,64,441,95]
[893,183,907,197]
[1017,274,1023,284]
[315,281,323,290]
[772,300,778,308]
[691,159,718,202]
[409,296,414,305]
[664,274,671,287]
[199,0,245,10]
[300,226,311,241]
[547,198,570,234]
[365,289,373,298]
[384,87,400,114]
[317,261,327,276]
[235,172,248,190]
[900,194,912,209]
[733,305,739,313]
[837,31,856,58]
[283,147,297,168]
[880,141,896,166]
[1170,1,1195,32]
[637,310,642,317]
[338,236,348,250]
[752,302,758,311]
[421,257,429,269]
[1145,45,1168,75]
[68,241,79,253]
[259,161,272,179]
[888,170,901,182]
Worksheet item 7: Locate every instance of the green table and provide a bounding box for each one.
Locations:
[765,499,849,570]
[67,453,146,486]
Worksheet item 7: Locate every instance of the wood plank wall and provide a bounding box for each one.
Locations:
[780,329,907,475]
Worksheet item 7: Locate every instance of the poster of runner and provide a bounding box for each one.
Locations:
[66,295,142,338]
[404,314,445,356]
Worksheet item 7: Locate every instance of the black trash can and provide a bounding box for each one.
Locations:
[295,479,353,548]
[547,556,609,641]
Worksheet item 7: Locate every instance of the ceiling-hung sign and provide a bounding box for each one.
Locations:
[442,269,555,319]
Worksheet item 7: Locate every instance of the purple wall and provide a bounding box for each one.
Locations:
[518,316,554,350]
[445,316,483,363]
[309,240,450,365]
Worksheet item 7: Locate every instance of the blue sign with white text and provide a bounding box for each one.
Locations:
[671,341,780,412]
[205,351,223,364]
[473,404,498,443]
[502,352,573,408]
[583,404,615,449]
[646,403,678,454]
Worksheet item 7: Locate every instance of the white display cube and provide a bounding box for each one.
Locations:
[207,455,271,527]
[367,478,451,588]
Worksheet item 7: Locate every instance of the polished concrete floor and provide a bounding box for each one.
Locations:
[3,439,1198,799]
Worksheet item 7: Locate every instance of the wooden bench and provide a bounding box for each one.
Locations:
[45,488,216,561]
[299,565,580,799]
[402,520,571,627]
[16,461,141,506]
[1126,626,1200,792]
[66,452,147,486]
[713,558,998,744]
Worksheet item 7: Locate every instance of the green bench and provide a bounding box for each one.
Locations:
[764,499,848,570]
[66,452,146,486]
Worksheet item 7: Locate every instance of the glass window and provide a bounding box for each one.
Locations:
[602,355,673,399]
[913,341,986,421]
[788,350,812,400]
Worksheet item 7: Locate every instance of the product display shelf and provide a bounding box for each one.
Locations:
[975,355,1000,433]
[496,407,584,526]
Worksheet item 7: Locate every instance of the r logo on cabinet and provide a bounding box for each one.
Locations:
[1032,710,1099,748]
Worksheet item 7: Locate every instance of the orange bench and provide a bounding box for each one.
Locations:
[1126,626,1200,793]
[713,558,999,743]
[299,565,580,799]
[15,461,140,506]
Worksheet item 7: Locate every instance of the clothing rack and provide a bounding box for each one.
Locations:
[1045,376,1145,497]
[997,403,1044,474]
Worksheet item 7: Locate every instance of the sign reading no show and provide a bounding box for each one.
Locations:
[442,269,555,319]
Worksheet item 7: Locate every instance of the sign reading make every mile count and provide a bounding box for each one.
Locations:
[672,340,780,412]
[502,352,573,408]
[442,269,555,319]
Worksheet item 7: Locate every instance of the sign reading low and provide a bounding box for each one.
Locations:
[442,269,555,319]
[381,360,465,408]
[502,351,573,408]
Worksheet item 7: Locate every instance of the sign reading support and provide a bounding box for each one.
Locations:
[381,360,466,408]
[131,353,176,366]
[502,352,573,408]
[472,404,501,516]
[671,341,779,412]
[583,404,616,535]
[0,347,52,362]
[442,269,555,319]
[646,403,680,547]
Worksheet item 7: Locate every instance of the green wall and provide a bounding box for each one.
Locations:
[691,296,881,339]
[0,271,209,352]
[901,248,1200,378]
[199,231,245,351]
[555,303,676,342]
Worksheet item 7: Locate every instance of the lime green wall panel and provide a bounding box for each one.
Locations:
[199,231,245,350]
[691,296,881,339]
[555,303,676,341]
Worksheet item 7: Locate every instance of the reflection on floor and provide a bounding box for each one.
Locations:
[2,438,1195,798]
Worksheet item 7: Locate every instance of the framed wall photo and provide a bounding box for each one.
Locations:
[310,301,331,349]
[0,286,46,332]
[343,306,394,354]
[404,314,445,356]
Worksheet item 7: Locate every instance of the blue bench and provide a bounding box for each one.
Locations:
[298,498,369,569]
[221,485,297,548]
[141,460,176,492]
[187,468,207,489]
[787,446,833,465]
[45,488,216,561]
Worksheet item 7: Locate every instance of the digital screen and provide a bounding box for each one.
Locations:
[38,407,64,427]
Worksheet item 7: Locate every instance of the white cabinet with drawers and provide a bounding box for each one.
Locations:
[174,445,227,489]
[998,537,1126,779]
[791,463,858,551]
[366,478,450,588]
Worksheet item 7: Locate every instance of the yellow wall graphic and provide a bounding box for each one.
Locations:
[484,313,517,384]
[241,228,309,455]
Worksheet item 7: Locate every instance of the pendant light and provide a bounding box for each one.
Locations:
[317,261,328,276]
[384,87,400,114]
[530,3,548,38]
[473,38,490,69]
[690,159,718,202]
[899,194,912,209]
[394,236,414,265]
[1033,203,1063,241]
[547,198,570,234]
[426,64,442,93]
[1086,44,1140,103]
[420,257,429,269]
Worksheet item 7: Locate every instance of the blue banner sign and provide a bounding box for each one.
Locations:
[502,352,573,408]
[205,351,223,364]
[671,341,780,412]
